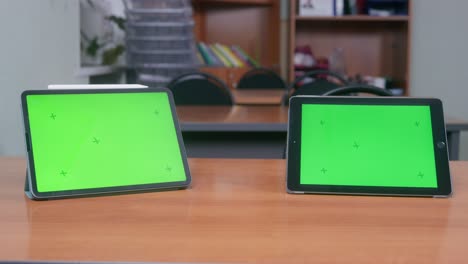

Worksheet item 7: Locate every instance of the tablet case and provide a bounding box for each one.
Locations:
[22,88,191,200]
[287,96,451,197]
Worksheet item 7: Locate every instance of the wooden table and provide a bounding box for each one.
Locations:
[177,105,289,159]
[231,89,286,105]
[177,105,468,160]
[1,157,468,264]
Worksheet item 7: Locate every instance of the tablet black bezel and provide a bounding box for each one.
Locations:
[21,88,191,199]
[287,96,452,197]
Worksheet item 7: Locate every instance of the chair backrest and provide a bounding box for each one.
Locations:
[290,69,349,96]
[167,72,234,105]
[237,68,287,89]
[323,84,394,96]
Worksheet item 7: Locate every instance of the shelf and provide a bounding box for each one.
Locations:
[193,0,279,69]
[296,15,409,22]
[200,66,251,90]
[76,65,124,77]
[193,0,273,6]
[290,0,411,93]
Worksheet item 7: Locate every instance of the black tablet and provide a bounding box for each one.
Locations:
[21,88,191,200]
[287,96,452,197]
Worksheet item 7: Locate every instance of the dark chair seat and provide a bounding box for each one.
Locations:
[168,72,234,105]
[290,69,349,97]
[237,68,287,90]
[323,84,394,96]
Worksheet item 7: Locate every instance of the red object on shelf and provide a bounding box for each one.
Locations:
[356,0,367,14]
[294,57,329,78]
[294,45,315,68]
[315,57,329,69]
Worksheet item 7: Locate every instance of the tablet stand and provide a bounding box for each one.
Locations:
[24,167,34,199]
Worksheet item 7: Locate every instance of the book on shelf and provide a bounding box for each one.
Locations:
[195,49,204,65]
[232,45,260,67]
[226,47,250,67]
[211,44,233,67]
[230,45,250,66]
[215,43,243,67]
[298,0,409,17]
[204,43,223,66]
[196,42,259,68]
[197,42,213,66]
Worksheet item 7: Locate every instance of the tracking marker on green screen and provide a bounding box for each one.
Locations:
[300,104,438,188]
[23,89,190,199]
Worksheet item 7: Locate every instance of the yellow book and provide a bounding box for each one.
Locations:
[215,43,239,67]
[221,44,245,67]
[211,44,232,67]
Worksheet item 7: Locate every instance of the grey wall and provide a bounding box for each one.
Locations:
[0,0,86,156]
[410,0,468,159]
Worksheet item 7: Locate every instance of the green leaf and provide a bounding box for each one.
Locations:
[86,37,102,57]
[107,15,126,30]
[102,45,125,65]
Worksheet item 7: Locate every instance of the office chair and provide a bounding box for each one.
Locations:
[167,72,234,105]
[237,68,287,90]
[323,84,394,96]
[290,69,349,96]
[281,69,349,105]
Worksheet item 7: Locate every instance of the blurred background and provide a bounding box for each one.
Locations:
[0,0,467,159]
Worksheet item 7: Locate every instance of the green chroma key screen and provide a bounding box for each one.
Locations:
[26,92,186,192]
[300,104,438,188]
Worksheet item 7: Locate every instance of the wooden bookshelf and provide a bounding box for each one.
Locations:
[290,1,412,94]
[192,0,280,89]
[295,15,409,22]
[194,0,273,5]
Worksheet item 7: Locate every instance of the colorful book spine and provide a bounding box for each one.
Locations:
[211,44,232,67]
[195,48,204,65]
[232,45,260,67]
[215,43,238,67]
[222,44,245,67]
[197,42,213,66]
[229,46,251,67]
[204,44,223,66]
[231,45,253,67]
[196,42,261,67]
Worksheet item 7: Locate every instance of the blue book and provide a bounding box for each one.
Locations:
[203,43,223,66]
[197,43,212,65]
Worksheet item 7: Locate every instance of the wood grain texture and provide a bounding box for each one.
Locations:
[1,157,468,263]
[232,89,285,105]
[295,21,408,79]
[176,105,467,129]
[199,67,251,90]
[176,105,289,124]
